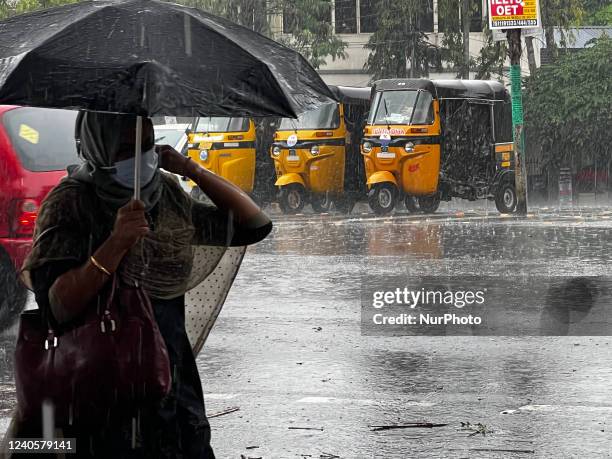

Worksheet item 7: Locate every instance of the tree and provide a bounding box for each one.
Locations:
[272,0,346,69]
[438,0,506,80]
[524,37,612,176]
[0,0,78,19]
[175,0,346,69]
[540,0,585,58]
[364,0,440,81]
[581,0,612,25]
[2,0,347,70]
[178,0,270,34]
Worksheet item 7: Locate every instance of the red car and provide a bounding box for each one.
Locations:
[0,105,79,331]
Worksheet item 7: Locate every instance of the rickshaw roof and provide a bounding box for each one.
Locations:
[328,85,372,106]
[371,79,509,102]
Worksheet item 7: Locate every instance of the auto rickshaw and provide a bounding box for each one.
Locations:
[270,85,370,214]
[361,79,515,215]
[185,117,257,198]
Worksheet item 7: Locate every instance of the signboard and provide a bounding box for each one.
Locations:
[488,0,540,29]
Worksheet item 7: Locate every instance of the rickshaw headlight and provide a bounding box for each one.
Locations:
[310,145,320,155]
[199,149,209,161]
[362,141,372,153]
[404,142,415,152]
[272,146,281,157]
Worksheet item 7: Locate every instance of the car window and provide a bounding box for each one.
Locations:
[2,107,79,172]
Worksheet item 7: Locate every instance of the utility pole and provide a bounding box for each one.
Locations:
[506,28,528,215]
[461,0,470,79]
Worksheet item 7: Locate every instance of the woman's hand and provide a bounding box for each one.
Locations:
[157,144,190,176]
[109,199,149,252]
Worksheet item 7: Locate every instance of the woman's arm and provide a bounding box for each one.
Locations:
[48,200,149,324]
[158,145,266,225]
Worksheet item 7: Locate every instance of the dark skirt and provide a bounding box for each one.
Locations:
[13,295,215,459]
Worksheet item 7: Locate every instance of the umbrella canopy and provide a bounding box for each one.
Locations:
[0,0,335,118]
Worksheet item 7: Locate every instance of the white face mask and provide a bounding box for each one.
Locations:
[112,148,158,189]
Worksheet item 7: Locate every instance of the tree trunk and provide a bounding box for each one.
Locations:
[525,36,537,76]
[461,0,470,79]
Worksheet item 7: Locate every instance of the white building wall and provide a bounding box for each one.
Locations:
[314,0,537,87]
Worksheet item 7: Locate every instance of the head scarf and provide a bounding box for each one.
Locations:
[70,111,162,211]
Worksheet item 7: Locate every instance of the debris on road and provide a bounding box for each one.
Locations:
[459,422,493,436]
[370,422,447,431]
[288,426,325,431]
[208,406,240,419]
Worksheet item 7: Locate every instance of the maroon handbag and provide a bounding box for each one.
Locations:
[14,274,172,427]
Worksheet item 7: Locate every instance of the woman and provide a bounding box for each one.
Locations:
[10,111,272,458]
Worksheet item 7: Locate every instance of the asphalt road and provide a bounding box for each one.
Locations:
[2,203,612,457]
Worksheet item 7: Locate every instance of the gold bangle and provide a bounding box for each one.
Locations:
[90,256,111,276]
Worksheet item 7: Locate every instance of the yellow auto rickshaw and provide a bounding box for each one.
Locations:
[185,117,256,198]
[271,85,370,214]
[362,79,515,215]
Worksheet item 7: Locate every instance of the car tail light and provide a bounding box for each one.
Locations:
[11,199,39,237]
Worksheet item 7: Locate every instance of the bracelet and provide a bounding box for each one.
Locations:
[90,256,111,276]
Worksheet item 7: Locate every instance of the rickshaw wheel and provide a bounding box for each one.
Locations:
[311,193,332,213]
[404,195,419,213]
[417,193,440,214]
[368,183,397,215]
[279,184,305,214]
[495,180,517,214]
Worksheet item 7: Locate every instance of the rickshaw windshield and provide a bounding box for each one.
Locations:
[278,103,339,130]
[194,117,249,133]
[368,90,433,125]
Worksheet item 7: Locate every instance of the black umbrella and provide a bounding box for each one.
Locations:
[0,0,335,196]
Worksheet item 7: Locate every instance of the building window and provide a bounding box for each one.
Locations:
[471,1,483,32]
[335,0,357,33]
[420,0,434,33]
[359,0,377,33]
[284,2,332,34]
[439,0,483,33]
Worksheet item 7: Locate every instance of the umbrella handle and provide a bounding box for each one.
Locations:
[134,116,142,201]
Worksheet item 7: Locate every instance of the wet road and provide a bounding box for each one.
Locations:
[2,203,612,457]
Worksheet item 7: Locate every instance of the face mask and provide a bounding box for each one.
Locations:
[112,148,158,189]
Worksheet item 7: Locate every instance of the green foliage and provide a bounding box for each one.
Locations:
[540,0,585,57]
[472,27,506,80]
[436,0,506,80]
[2,0,346,69]
[583,3,612,25]
[177,0,270,34]
[0,0,78,19]
[364,0,439,81]
[524,37,612,167]
[176,0,346,69]
[272,0,346,69]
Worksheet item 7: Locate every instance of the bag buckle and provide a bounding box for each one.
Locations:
[100,310,116,333]
[44,336,58,350]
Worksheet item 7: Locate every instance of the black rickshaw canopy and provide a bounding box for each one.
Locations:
[371,79,509,102]
[328,85,371,107]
